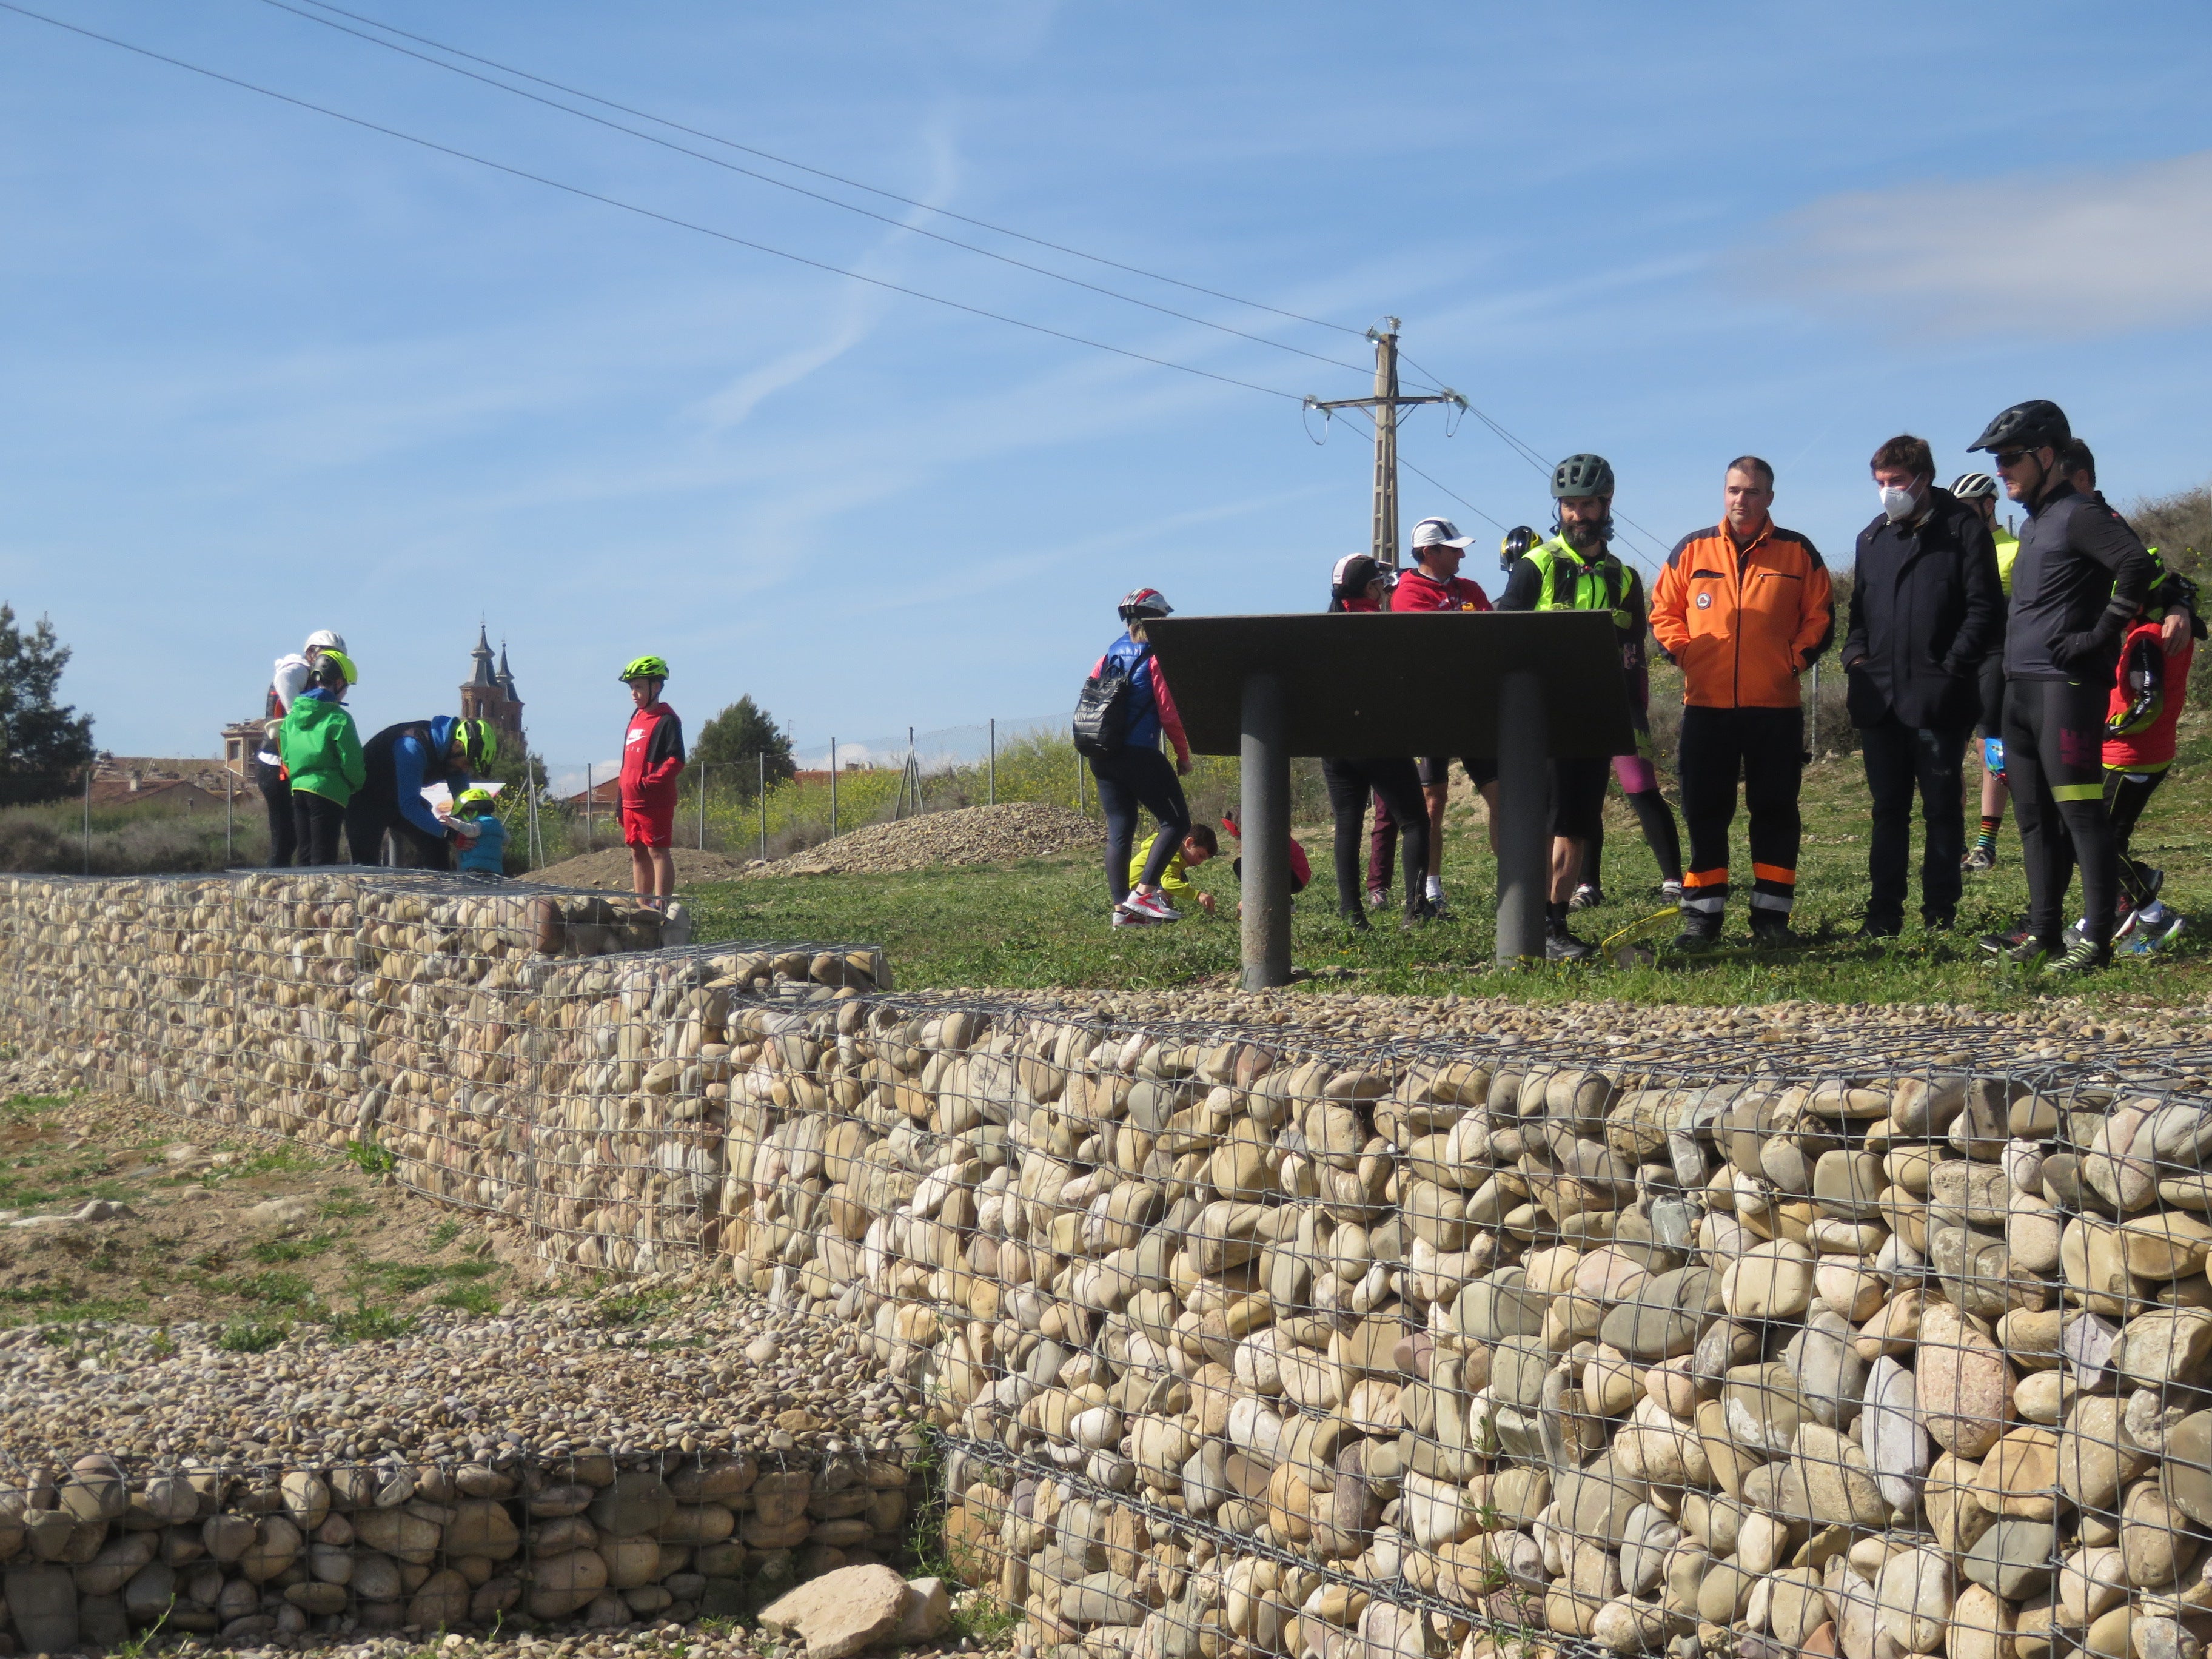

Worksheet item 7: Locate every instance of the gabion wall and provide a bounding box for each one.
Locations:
[7,872,2212,1659]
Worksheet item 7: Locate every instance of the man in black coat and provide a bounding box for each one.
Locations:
[1841,434,2005,936]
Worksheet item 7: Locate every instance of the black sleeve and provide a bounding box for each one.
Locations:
[1841,526,1872,668]
[1496,558,1541,612]
[2073,505,2156,642]
[648,712,686,770]
[1944,509,2006,676]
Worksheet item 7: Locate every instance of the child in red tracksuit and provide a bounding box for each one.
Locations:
[2099,610,2194,950]
[617,655,685,903]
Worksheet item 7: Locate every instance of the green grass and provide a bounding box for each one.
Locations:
[435,1282,503,1315]
[318,1191,374,1220]
[248,1233,340,1264]
[216,1318,288,1353]
[686,703,2212,1011]
[0,1282,144,1326]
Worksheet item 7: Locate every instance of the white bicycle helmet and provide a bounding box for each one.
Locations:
[304,629,348,654]
[1950,473,1998,501]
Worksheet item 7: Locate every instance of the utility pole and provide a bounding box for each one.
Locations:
[1307,320,1465,569]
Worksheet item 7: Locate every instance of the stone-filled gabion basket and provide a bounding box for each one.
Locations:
[8,872,2212,1659]
[0,1443,922,1652]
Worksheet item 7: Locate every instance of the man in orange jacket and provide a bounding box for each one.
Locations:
[1649,455,1834,949]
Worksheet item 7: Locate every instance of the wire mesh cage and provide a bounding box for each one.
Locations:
[4,870,2212,1659]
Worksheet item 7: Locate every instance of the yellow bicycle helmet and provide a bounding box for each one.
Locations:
[619,655,671,683]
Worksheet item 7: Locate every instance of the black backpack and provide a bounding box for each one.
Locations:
[1073,647,1149,759]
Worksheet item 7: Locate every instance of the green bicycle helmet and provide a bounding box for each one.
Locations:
[457,718,498,771]
[314,648,358,688]
[1551,454,1615,500]
[454,786,495,818]
[619,655,672,683]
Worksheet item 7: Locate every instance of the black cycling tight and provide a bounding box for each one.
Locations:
[2003,677,2116,948]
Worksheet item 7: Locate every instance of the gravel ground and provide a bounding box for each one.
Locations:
[754,807,1094,879]
[158,1616,1004,1659]
[917,982,2212,1061]
[0,1272,922,1470]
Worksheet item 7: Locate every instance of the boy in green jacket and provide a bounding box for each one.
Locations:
[279,651,366,865]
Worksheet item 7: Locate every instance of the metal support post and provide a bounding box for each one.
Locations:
[988,719,996,806]
[585,763,593,853]
[225,771,233,864]
[1238,672,1291,989]
[82,767,91,874]
[699,763,708,850]
[1809,662,1821,756]
[830,740,839,839]
[759,752,767,861]
[1494,669,1549,963]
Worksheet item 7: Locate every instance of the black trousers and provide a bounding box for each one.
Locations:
[1677,705,1803,915]
[2003,676,2116,948]
[1580,790,1685,887]
[1090,746,1190,905]
[256,757,295,868]
[1858,716,1969,927]
[1322,758,1427,920]
[2105,767,2167,911]
[292,791,348,866]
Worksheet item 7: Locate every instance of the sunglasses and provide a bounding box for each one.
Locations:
[1994,449,2035,468]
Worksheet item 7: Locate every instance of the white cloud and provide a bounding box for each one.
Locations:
[1752,150,2212,335]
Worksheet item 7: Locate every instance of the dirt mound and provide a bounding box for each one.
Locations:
[757,802,1097,876]
[527,845,749,890]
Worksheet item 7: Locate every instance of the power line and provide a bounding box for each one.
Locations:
[246,0,1378,379]
[283,0,1370,340]
[0,1,1312,404]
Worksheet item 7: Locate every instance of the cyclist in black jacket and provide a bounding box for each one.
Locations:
[1966,400,2156,974]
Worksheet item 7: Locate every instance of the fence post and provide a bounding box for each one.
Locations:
[585,763,594,853]
[758,752,766,862]
[1809,661,1821,756]
[989,719,996,806]
[1077,752,1085,815]
[831,739,839,840]
[699,762,707,851]
[82,766,91,874]
[226,770,234,865]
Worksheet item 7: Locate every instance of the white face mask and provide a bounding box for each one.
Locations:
[1878,484,1919,523]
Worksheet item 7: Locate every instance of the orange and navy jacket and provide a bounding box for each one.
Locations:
[1650,519,1834,709]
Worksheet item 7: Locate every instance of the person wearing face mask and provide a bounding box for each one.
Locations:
[1966,400,2156,975]
[1839,435,2003,939]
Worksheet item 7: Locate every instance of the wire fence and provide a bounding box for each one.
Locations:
[2,865,2207,1655]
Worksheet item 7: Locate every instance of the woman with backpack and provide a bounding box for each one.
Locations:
[1076,588,1193,927]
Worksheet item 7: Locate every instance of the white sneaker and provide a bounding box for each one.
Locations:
[1661,879,1684,903]
[1127,890,1183,922]
[1111,903,1155,928]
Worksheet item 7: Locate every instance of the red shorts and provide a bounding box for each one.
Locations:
[622,799,675,848]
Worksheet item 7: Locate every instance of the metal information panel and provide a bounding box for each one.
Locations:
[1144,611,1635,759]
[1142,611,1637,980]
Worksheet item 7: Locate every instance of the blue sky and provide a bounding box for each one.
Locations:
[4,1,2211,776]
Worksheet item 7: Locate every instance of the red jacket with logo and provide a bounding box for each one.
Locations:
[621,703,686,805]
[1390,569,1492,614]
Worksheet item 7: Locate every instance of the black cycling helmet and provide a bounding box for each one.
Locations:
[1499,526,1540,572]
[1968,400,2071,456]
[1551,454,1615,500]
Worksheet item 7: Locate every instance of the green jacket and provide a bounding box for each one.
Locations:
[280,692,366,805]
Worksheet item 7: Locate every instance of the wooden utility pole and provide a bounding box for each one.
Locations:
[1307,320,1464,569]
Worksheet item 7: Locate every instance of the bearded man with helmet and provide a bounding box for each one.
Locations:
[1498,455,1686,959]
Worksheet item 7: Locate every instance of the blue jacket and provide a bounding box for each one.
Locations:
[387,715,463,839]
[456,813,508,874]
[1093,634,1190,759]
